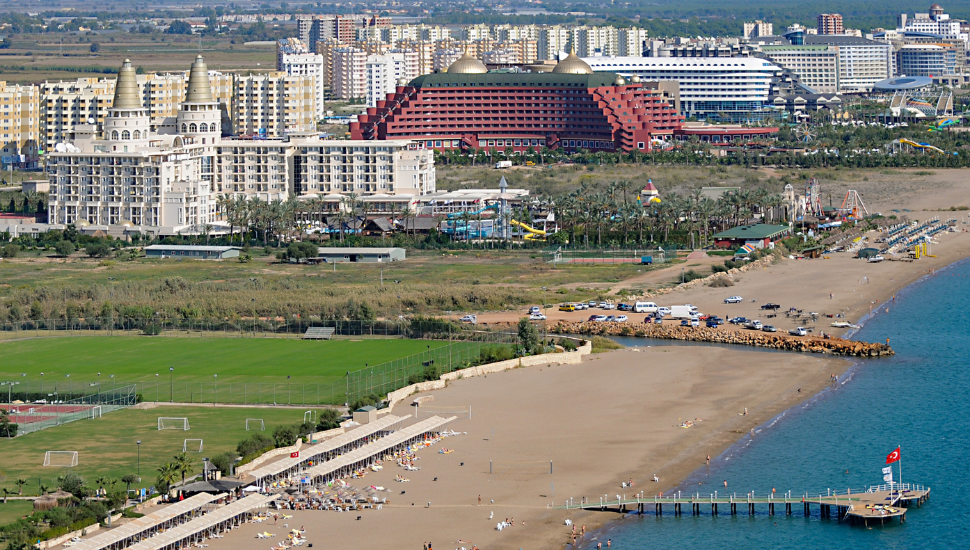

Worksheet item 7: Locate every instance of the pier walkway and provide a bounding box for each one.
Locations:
[552,483,929,526]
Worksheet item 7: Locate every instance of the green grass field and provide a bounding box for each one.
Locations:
[0,406,324,496]
[0,337,463,404]
[0,501,33,525]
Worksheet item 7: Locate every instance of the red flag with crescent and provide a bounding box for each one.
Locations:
[886,447,900,464]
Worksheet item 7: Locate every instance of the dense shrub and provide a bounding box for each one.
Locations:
[315,409,342,431]
[708,276,734,288]
[236,433,274,457]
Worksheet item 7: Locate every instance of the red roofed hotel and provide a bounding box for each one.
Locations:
[351,52,690,153]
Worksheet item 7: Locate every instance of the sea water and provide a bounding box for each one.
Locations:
[591,259,970,549]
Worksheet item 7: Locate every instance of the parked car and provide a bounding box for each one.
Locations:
[724,296,744,304]
[652,316,664,324]
[616,315,628,322]
[729,317,748,325]
[574,302,588,310]
[657,307,672,316]
[789,327,808,336]
[588,300,598,307]
[760,303,782,310]
[600,301,615,310]
[744,320,763,330]
[708,316,724,324]
[605,315,617,322]
[529,306,541,315]
[592,315,608,322]
[680,319,691,327]
[529,313,547,321]
[588,315,600,322]
[559,304,576,312]
[459,314,477,324]
[706,320,720,328]
[762,325,778,332]
[689,317,700,327]
[617,303,633,312]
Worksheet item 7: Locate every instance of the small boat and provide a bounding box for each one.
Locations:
[831,321,851,328]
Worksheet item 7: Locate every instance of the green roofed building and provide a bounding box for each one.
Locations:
[713,223,791,249]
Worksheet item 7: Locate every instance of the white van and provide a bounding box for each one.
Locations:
[634,301,659,313]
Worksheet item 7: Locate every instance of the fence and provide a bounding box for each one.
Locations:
[547,248,669,265]
[4,384,137,437]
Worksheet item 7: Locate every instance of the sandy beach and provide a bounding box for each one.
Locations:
[202,178,970,550]
[203,345,842,550]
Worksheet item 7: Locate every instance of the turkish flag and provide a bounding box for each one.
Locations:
[290,452,300,458]
[886,447,900,464]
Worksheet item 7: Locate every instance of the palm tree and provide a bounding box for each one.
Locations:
[121,474,139,493]
[399,204,415,239]
[156,463,178,493]
[2,488,9,504]
[16,478,27,496]
[39,484,50,496]
[172,452,193,487]
[94,475,109,495]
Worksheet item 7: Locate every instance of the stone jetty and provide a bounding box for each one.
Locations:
[549,321,894,357]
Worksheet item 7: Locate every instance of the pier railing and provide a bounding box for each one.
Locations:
[865,483,926,493]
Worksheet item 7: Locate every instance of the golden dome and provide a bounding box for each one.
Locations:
[552,51,593,75]
[447,52,488,74]
[111,59,142,110]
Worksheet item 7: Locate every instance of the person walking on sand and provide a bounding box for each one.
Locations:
[478,495,481,506]
[423,543,427,550]
[707,455,711,465]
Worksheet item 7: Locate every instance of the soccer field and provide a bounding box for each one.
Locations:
[0,405,325,496]
[0,337,468,404]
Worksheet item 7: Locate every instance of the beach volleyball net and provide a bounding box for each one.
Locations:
[6,384,136,437]
[416,405,471,419]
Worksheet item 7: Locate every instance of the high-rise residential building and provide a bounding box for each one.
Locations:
[365,51,419,108]
[0,81,40,167]
[538,26,571,61]
[293,141,435,196]
[743,21,774,39]
[760,45,840,93]
[331,48,368,99]
[618,28,650,56]
[817,14,844,35]
[306,15,358,48]
[277,38,325,119]
[432,49,463,72]
[233,72,316,136]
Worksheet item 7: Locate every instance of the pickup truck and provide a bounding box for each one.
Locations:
[789,327,808,336]
[744,320,763,330]
[760,303,782,310]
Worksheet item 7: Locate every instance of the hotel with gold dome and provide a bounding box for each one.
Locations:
[351,51,687,153]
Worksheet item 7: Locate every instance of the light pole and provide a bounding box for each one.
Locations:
[250,278,258,337]
[2,381,18,404]
[136,440,141,475]
[155,374,159,403]
[169,367,174,402]
[213,374,218,406]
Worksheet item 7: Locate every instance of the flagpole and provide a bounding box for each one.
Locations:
[898,444,902,491]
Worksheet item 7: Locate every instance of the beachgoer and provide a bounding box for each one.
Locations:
[723,480,728,488]
[706,455,711,465]
[478,495,481,506]
[772,487,776,495]
[743,407,747,416]
[423,543,427,550]
[597,543,602,549]
[607,540,611,548]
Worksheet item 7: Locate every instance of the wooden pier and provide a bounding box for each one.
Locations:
[552,483,930,527]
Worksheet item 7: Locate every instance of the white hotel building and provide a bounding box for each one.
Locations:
[47,56,436,235]
[581,56,780,122]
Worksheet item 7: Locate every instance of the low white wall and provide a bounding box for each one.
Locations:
[235,438,302,475]
[39,523,101,550]
[385,341,591,410]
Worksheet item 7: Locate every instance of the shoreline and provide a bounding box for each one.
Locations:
[577,252,970,548]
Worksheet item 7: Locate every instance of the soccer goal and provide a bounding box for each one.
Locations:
[90,406,102,419]
[416,405,471,420]
[303,410,316,425]
[183,439,204,452]
[158,417,190,431]
[245,419,265,431]
[43,451,79,467]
